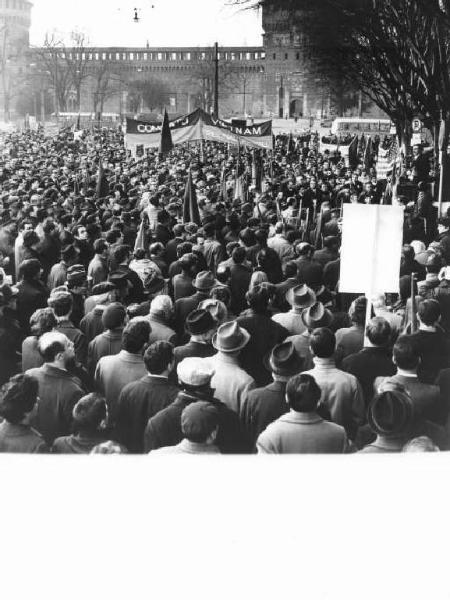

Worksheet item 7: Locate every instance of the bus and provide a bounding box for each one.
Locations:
[331,117,396,136]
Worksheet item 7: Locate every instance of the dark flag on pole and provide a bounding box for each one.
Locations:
[348,134,359,170]
[95,159,110,200]
[159,109,173,156]
[183,169,201,225]
[364,136,373,171]
[220,166,228,203]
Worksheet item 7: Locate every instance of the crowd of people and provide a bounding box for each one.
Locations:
[0,124,448,454]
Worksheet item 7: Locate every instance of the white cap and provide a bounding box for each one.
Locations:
[177,357,215,387]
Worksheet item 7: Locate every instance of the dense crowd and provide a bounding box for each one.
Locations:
[0,124,448,454]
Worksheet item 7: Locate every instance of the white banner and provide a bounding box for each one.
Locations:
[339,204,404,294]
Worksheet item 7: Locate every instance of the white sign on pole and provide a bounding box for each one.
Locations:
[339,204,404,295]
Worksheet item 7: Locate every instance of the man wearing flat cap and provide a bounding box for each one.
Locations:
[145,356,250,453]
[150,401,220,454]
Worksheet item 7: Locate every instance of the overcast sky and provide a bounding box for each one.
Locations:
[29,0,263,47]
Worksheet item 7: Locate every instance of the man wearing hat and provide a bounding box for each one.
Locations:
[359,381,415,453]
[286,301,334,371]
[240,341,304,447]
[66,264,88,329]
[303,327,364,441]
[272,283,316,336]
[145,356,250,453]
[204,321,255,414]
[150,401,220,454]
[48,244,80,291]
[256,373,349,454]
[173,308,217,366]
[174,270,216,338]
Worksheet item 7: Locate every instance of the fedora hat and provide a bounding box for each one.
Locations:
[368,381,414,436]
[186,309,216,335]
[301,301,333,329]
[212,321,250,353]
[263,341,304,377]
[193,270,217,291]
[286,284,316,309]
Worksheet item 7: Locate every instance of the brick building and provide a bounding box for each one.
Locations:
[0,0,365,121]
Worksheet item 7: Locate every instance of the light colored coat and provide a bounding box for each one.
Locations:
[272,309,306,336]
[257,411,348,454]
[205,353,255,414]
[303,357,365,438]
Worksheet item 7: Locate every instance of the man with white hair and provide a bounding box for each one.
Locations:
[146,295,176,344]
[26,331,85,445]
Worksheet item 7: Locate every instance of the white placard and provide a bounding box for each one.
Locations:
[339,204,404,294]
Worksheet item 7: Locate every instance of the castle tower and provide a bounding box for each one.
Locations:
[262,2,339,119]
[0,0,32,120]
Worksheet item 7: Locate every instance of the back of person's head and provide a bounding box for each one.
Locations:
[349,296,367,325]
[133,248,146,260]
[30,307,57,337]
[417,299,440,326]
[47,291,73,317]
[43,218,55,235]
[72,393,107,433]
[150,242,164,256]
[0,374,38,424]
[210,285,231,307]
[286,373,321,413]
[37,331,68,363]
[239,227,256,247]
[309,327,335,358]
[402,244,415,262]
[61,244,78,264]
[23,229,40,248]
[284,261,298,279]
[144,341,174,374]
[105,229,122,244]
[296,242,313,257]
[246,284,270,313]
[94,239,108,255]
[19,258,41,281]
[121,320,151,353]
[274,222,284,234]
[393,336,420,370]
[112,244,131,265]
[102,302,126,330]
[203,222,215,238]
[181,401,219,444]
[366,317,391,347]
[255,228,268,246]
[177,241,193,258]
[157,209,170,224]
[426,254,441,274]
[216,264,230,284]
[403,436,439,452]
[231,246,246,265]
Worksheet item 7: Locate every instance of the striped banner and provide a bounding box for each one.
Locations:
[376,138,398,180]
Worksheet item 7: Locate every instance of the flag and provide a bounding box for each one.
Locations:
[134,219,146,253]
[183,169,201,225]
[73,175,80,196]
[159,109,173,155]
[95,159,110,200]
[376,138,399,180]
[220,166,228,203]
[364,136,373,172]
[348,134,359,169]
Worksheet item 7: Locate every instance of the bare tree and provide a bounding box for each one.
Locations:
[64,31,90,112]
[128,78,171,113]
[33,32,73,114]
[90,59,121,120]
